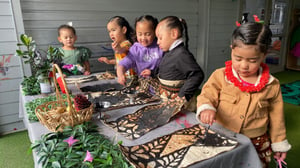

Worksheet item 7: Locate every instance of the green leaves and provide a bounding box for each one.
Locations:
[25,94,69,122]
[31,122,132,168]
[21,76,40,96]
[20,34,33,46]
[16,34,62,91]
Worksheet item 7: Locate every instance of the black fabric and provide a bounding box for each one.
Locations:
[156,44,204,99]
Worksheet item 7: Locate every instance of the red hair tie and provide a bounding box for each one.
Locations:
[235,21,241,27]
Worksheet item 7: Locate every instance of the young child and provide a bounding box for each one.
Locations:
[98,16,136,77]
[55,24,91,75]
[155,16,204,106]
[116,15,163,85]
[196,22,291,167]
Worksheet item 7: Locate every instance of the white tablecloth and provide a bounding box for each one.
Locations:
[19,80,262,168]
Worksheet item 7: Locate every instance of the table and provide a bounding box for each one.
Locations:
[19,80,262,168]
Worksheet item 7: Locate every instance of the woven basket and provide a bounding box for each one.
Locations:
[35,64,94,132]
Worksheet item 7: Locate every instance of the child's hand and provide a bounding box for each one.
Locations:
[274,152,287,161]
[111,41,121,53]
[200,110,216,126]
[84,71,91,76]
[98,57,110,64]
[117,74,126,86]
[140,69,151,78]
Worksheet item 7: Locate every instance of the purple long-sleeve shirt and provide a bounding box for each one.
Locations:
[119,41,163,76]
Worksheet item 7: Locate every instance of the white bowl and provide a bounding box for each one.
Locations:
[99,101,111,108]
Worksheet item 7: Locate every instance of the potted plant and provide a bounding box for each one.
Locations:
[16,34,63,94]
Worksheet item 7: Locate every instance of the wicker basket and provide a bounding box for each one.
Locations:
[35,64,94,132]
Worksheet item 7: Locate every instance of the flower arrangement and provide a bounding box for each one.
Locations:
[30,122,132,168]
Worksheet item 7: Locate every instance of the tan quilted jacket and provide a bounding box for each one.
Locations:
[197,67,287,146]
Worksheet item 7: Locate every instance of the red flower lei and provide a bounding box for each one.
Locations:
[225,60,270,92]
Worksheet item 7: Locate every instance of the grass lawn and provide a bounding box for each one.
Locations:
[271,70,300,168]
[0,131,34,168]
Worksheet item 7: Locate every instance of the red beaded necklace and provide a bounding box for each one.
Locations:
[225,60,270,92]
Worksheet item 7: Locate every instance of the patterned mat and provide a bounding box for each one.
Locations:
[81,78,161,112]
[281,80,300,105]
[91,90,160,112]
[103,97,186,139]
[119,124,238,168]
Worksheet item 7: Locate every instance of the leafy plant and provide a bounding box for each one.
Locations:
[25,94,69,122]
[16,34,63,83]
[30,122,132,168]
[21,76,41,95]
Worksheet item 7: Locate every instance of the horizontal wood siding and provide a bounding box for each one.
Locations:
[0,0,25,134]
[206,0,239,76]
[20,0,199,73]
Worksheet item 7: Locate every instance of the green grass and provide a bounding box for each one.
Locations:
[0,70,299,168]
[0,131,34,168]
[271,70,300,168]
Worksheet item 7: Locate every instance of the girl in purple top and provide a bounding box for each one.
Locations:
[117,15,163,85]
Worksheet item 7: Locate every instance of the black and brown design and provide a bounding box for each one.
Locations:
[103,97,186,139]
[93,90,160,112]
[79,78,161,112]
[119,124,238,168]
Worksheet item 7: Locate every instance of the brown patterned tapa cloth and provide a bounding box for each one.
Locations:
[103,96,186,139]
[102,77,187,139]
[119,124,238,168]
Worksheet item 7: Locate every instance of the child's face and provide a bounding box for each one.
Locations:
[107,20,127,43]
[156,21,177,52]
[136,20,155,47]
[231,43,266,78]
[58,28,77,49]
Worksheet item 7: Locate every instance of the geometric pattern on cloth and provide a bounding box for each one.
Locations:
[91,90,161,112]
[281,80,300,105]
[119,124,238,168]
[85,78,162,112]
[103,97,186,140]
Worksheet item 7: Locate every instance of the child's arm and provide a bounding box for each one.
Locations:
[98,57,116,64]
[196,69,222,124]
[116,65,126,85]
[177,53,204,100]
[83,61,91,75]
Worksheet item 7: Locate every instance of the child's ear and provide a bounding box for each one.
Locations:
[171,28,179,39]
[230,45,233,49]
[122,26,127,34]
[58,36,62,43]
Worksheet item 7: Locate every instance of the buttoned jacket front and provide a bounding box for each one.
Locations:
[197,67,287,144]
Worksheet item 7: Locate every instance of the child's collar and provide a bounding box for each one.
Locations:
[169,38,184,51]
[224,60,272,92]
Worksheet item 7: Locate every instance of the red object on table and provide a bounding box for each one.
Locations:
[57,76,66,93]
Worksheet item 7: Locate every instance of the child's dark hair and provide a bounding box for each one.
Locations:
[135,15,158,32]
[57,24,76,36]
[160,16,189,50]
[108,16,135,44]
[231,22,272,53]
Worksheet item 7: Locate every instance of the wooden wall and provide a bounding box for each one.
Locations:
[205,0,239,76]
[20,0,200,73]
[0,0,25,134]
[0,0,240,134]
